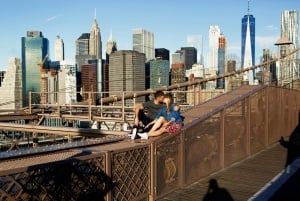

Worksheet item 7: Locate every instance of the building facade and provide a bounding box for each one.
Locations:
[241,4,255,84]
[21,31,49,106]
[133,29,154,61]
[217,34,226,89]
[208,26,221,70]
[148,59,170,89]
[187,34,203,64]
[54,36,64,62]
[0,57,22,109]
[58,61,77,104]
[281,10,299,80]
[89,19,102,60]
[109,50,146,103]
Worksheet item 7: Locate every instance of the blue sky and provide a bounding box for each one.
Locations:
[0,0,299,70]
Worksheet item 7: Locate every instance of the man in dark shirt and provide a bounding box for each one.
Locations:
[133,91,165,132]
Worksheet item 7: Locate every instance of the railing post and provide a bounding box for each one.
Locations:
[29,91,32,114]
[265,87,269,146]
[246,96,251,155]
[220,109,225,169]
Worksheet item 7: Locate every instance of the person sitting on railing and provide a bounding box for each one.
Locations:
[138,93,183,139]
[130,91,165,139]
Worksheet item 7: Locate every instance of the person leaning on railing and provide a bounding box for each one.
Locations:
[131,91,165,136]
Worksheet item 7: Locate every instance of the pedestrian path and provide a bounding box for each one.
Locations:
[158,143,287,201]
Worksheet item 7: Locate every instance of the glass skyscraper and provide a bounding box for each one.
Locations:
[241,4,255,84]
[21,31,49,106]
[241,15,255,68]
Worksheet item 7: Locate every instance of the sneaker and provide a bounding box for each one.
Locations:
[131,127,138,140]
[137,132,148,140]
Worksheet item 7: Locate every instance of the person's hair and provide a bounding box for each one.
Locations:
[154,91,164,99]
[164,93,173,113]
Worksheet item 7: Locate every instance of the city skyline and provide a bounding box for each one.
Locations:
[0,0,299,70]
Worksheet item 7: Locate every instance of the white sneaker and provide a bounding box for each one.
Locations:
[138,132,148,140]
[131,128,138,140]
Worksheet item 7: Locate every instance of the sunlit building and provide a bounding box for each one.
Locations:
[21,31,49,106]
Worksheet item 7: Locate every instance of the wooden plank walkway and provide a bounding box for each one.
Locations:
[158,143,287,201]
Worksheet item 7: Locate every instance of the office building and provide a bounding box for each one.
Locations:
[133,29,154,61]
[180,47,197,70]
[281,10,299,80]
[0,58,22,109]
[241,2,255,84]
[148,59,170,89]
[109,50,146,103]
[81,63,97,103]
[54,36,64,61]
[155,48,169,61]
[187,34,203,64]
[21,31,49,106]
[217,34,226,89]
[208,26,221,70]
[89,18,102,60]
[105,31,117,63]
[75,18,102,71]
[171,63,186,104]
[58,61,77,104]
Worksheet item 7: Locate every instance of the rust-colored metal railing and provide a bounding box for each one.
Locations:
[0,85,300,201]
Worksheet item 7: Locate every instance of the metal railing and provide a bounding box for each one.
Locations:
[1,85,300,201]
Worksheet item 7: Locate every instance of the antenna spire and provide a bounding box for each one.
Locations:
[247,0,250,14]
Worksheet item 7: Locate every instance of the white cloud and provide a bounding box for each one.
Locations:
[46,16,58,22]
[256,35,279,49]
[265,25,278,31]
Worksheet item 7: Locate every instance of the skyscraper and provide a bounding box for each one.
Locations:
[155,48,169,61]
[208,26,221,70]
[105,31,117,63]
[109,50,146,103]
[217,34,226,89]
[133,29,154,61]
[281,10,299,80]
[180,47,197,70]
[241,1,255,84]
[54,36,64,62]
[89,18,102,60]
[75,33,91,72]
[75,18,102,71]
[0,57,22,109]
[187,34,203,64]
[21,31,49,106]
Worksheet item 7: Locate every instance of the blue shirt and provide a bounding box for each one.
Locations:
[155,103,183,123]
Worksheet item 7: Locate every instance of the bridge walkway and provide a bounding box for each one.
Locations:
[159,143,287,201]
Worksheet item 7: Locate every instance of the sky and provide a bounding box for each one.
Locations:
[0,0,299,70]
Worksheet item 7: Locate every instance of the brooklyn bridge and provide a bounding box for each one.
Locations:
[0,48,300,201]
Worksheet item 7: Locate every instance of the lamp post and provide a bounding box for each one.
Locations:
[274,35,292,88]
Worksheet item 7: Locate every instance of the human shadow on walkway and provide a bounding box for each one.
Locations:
[202,179,234,201]
[279,118,300,167]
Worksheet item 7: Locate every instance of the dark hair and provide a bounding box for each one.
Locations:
[154,91,164,99]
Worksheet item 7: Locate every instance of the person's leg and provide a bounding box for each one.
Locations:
[148,126,167,137]
[148,117,167,135]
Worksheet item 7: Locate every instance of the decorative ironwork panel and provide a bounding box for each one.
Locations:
[224,100,248,166]
[0,153,108,201]
[184,114,221,185]
[111,146,150,201]
[249,89,267,154]
[155,134,182,197]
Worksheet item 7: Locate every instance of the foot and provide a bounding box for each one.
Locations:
[137,132,148,140]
